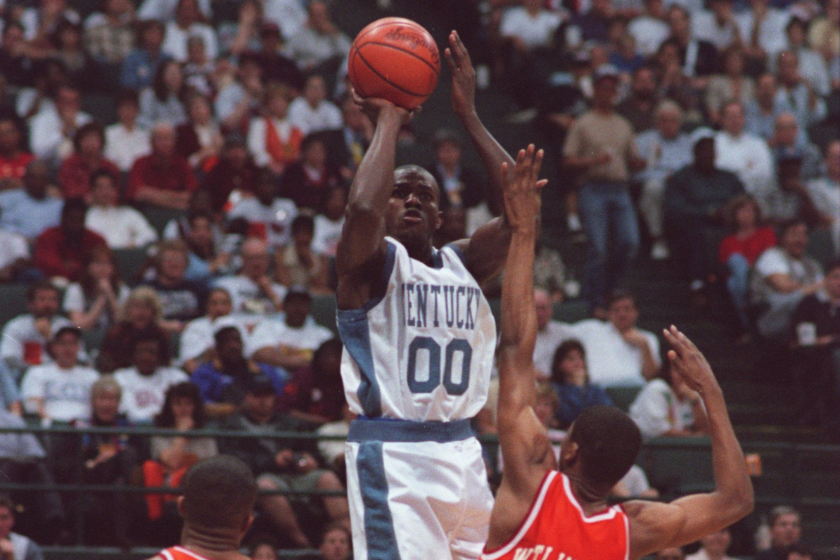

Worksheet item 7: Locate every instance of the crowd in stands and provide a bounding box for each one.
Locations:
[0,0,834,557]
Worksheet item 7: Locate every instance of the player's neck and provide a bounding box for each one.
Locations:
[566,473,611,514]
[404,240,435,267]
[180,526,245,560]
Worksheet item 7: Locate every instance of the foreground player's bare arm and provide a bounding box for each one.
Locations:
[626,327,754,559]
[487,148,552,550]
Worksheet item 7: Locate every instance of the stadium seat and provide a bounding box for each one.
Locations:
[0,284,31,329]
[604,386,641,413]
[639,437,715,497]
[311,295,338,335]
[114,247,151,286]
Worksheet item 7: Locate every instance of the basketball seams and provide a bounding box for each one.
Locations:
[348,45,368,98]
[359,41,440,77]
[354,47,428,99]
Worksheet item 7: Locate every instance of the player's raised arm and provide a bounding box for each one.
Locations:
[445,31,517,285]
[335,94,414,309]
[626,327,754,559]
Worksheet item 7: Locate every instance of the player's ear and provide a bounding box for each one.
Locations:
[176,496,186,518]
[242,513,255,535]
[435,210,443,231]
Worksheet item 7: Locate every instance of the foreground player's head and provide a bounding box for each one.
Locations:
[385,165,443,255]
[559,405,642,491]
[178,455,257,542]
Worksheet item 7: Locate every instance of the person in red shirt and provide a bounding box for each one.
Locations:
[484,148,753,560]
[127,122,199,211]
[719,195,778,333]
[0,115,34,190]
[33,197,107,282]
[57,121,120,200]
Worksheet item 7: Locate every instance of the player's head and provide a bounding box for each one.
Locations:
[559,405,642,490]
[385,165,442,254]
[178,456,256,543]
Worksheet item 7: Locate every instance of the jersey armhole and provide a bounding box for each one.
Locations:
[444,242,468,268]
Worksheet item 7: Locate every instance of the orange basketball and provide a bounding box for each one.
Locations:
[348,18,440,110]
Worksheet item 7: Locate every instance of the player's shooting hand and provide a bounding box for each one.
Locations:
[663,325,718,394]
[445,31,476,117]
[350,88,416,126]
[501,145,547,233]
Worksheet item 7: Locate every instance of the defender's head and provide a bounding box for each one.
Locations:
[384,165,443,253]
[559,405,642,490]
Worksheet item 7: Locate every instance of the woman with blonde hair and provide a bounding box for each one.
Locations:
[97,286,171,373]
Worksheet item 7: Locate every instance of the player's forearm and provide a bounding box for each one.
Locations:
[459,110,513,215]
[500,227,537,352]
[347,108,403,215]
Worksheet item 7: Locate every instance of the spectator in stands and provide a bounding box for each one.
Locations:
[666,6,719,77]
[319,524,351,560]
[182,35,215,96]
[736,0,791,71]
[806,141,840,252]
[428,129,486,216]
[84,0,136,66]
[788,259,840,434]
[98,286,170,372]
[228,170,297,249]
[756,506,802,560]
[201,136,259,213]
[571,0,613,43]
[104,90,151,173]
[655,548,685,560]
[719,195,777,334]
[248,287,333,371]
[127,122,199,211]
[550,339,613,429]
[215,53,263,133]
[139,60,188,129]
[630,359,709,440]
[286,1,351,72]
[137,0,211,21]
[0,215,32,284]
[663,136,744,299]
[143,381,217,541]
[331,94,372,177]
[808,0,839,68]
[532,289,573,379]
[275,215,330,293]
[0,495,44,560]
[178,210,233,283]
[751,219,823,339]
[312,185,346,259]
[715,102,775,199]
[33,197,107,282]
[0,115,34,190]
[57,122,120,199]
[315,402,354,481]
[769,113,822,182]
[691,0,739,53]
[176,92,222,170]
[214,238,287,325]
[161,0,218,63]
[280,135,343,214]
[249,84,304,175]
[571,290,660,387]
[0,282,72,378]
[50,20,99,91]
[143,239,206,324]
[783,18,830,97]
[564,65,645,314]
[761,156,825,227]
[774,51,827,132]
[785,545,813,560]
[0,23,33,87]
[288,75,342,135]
[617,66,660,133]
[251,23,303,90]
[686,528,734,560]
[29,83,92,164]
[193,322,287,418]
[113,329,188,423]
[219,374,349,548]
[636,100,694,261]
[627,0,669,56]
[120,19,169,91]
[179,287,235,373]
[86,170,158,249]
[0,160,62,241]
[745,74,784,140]
[706,47,755,126]
[63,245,130,333]
[20,326,97,423]
[277,338,343,424]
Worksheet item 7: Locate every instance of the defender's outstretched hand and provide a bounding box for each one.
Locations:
[662,326,718,393]
[501,145,546,233]
[445,30,476,117]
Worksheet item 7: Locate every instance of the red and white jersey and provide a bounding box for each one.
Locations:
[482,471,630,560]
[158,546,210,560]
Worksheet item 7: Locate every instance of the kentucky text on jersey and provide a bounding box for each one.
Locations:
[401,282,482,330]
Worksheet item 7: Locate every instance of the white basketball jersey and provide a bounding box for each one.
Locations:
[338,237,496,422]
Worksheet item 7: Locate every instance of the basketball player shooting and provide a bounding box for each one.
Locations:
[146,456,257,560]
[484,151,754,559]
[335,31,519,560]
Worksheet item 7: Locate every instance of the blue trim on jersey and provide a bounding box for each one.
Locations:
[431,247,444,269]
[445,243,468,268]
[348,417,473,443]
[335,242,398,418]
[358,442,400,560]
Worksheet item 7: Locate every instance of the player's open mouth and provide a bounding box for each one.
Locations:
[403,210,423,224]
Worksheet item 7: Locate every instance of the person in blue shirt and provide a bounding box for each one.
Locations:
[550,338,614,428]
[120,20,170,91]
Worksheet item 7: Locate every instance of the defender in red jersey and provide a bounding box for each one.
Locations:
[147,456,257,560]
[487,149,754,560]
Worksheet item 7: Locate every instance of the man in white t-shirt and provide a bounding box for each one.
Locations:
[533,289,573,379]
[691,0,740,52]
[312,186,346,258]
[570,290,661,387]
[0,220,30,282]
[113,331,188,423]
[0,282,73,378]
[287,75,343,135]
[227,172,298,250]
[248,287,332,371]
[214,238,287,329]
[85,169,158,249]
[628,0,670,55]
[20,326,98,423]
[714,102,775,199]
[500,0,563,52]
